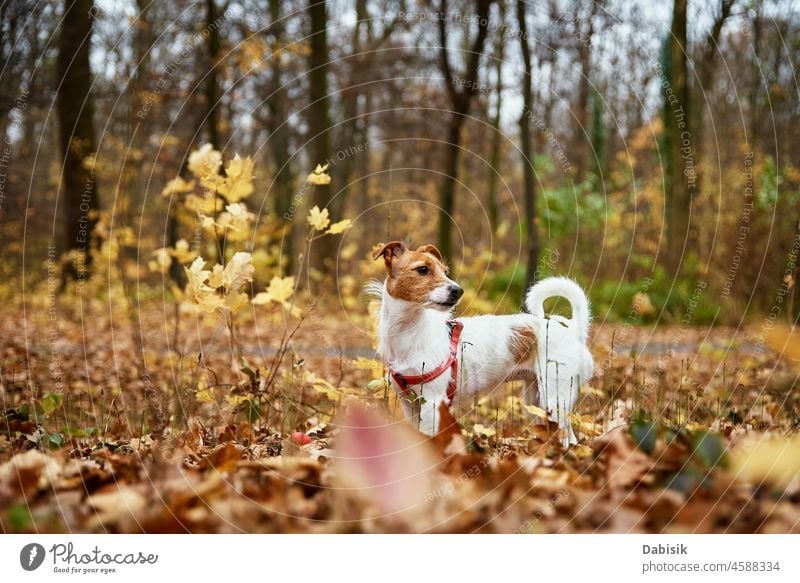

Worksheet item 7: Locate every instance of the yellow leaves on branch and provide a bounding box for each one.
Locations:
[326,219,352,235]
[148,248,171,274]
[472,423,496,437]
[187,145,255,203]
[184,252,254,314]
[219,154,255,202]
[160,176,196,197]
[307,206,352,236]
[188,143,222,180]
[171,239,195,263]
[306,163,331,185]
[204,203,255,242]
[252,276,299,315]
[186,193,224,215]
[186,257,223,313]
[148,239,196,273]
[222,252,255,292]
[307,206,330,231]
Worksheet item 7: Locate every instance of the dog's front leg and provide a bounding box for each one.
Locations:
[399,396,421,430]
[418,389,448,436]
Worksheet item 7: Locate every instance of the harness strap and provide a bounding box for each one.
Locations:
[389,319,463,405]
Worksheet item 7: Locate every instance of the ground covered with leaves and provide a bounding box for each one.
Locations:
[2,304,800,533]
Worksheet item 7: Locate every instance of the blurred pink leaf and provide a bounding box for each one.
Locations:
[335,404,438,521]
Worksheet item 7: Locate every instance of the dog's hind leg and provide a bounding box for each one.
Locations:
[533,361,579,447]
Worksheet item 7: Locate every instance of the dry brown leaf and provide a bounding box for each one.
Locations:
[203,443,243,473]
[594,426,653,491]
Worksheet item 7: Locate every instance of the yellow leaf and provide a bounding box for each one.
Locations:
[149,248,171,273]
[472,423,496,437]
[326,219,352,235]
[170,239,195,263]
[306,163,331,185]
[186,193,224,215]
[252,276,298,315]
[352,357,383,376]
[188,143,222,179]
[731,435,800,487]
[225,291,250,313]
[266,275,295,303]
[160,176,196,197]
[219,154,255,202]
[184,257,224,313]
[226,394,250,408]
[251,292,271,305]
[307,205,330,231]
[766,324,800,366]
[217,202,254,234]
[523,404,548,418]
[221,252,254,292]
[196,387,216,404]
[632,292,655,316]
[208,264,224,289]
[580,385,606,398]
[569,413,603,436]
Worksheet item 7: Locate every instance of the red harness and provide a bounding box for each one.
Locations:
[388,319,464,405]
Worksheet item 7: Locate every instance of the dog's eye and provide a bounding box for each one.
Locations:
[416,266,430,275]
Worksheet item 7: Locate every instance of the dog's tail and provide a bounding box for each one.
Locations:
[525,276,591,343]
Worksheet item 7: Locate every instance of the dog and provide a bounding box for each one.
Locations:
[370,241,594,446]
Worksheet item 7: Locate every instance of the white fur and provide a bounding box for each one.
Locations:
[373,276,594,446]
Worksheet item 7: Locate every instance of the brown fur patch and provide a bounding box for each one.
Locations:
[509,326,537,363]
[384,245,451,304]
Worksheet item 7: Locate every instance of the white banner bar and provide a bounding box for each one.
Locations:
[1,534,797,582]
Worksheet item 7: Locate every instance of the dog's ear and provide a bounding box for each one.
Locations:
[372,241,406,268]
[417,244,443,262]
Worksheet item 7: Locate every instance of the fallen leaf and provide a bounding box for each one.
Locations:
[594,426,653,491]
[291,432,312,445]
[731,435,800,488]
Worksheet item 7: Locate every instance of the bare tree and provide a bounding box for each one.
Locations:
[665,0,693,273]
[517,0,539,294]
[486,0,506,234]
[262,0,298,273]
[204,0,223,149]
[573,0,603,180]
[694,0,736,198]
[308,0,333,272]
[57,0,99,279]
[436,0,494,261]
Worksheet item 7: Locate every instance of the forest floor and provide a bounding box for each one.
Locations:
[1,302,800,533]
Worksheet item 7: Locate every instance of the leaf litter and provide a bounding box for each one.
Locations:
[2,311,800,533]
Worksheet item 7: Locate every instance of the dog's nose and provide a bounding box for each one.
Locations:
[448,284,464,300]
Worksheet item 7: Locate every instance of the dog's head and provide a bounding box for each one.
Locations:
[372,241,463,311]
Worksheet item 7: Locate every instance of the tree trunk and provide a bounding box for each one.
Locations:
[486,0,505,235]
[268,0,295,273]
[57,0,99,280]
[205,0,221,150]
[694,0,735,203]
[517,0,540,296]
[436,0,493,261]
[307,0,333,273]
[665,0,693,274]
[574,0,600,180]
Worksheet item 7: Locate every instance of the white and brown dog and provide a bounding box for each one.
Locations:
[370,241,594,446]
